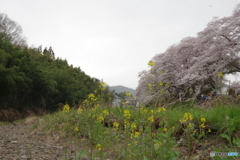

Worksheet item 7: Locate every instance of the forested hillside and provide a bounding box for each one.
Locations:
[0,13,112,114]
[109,85,136,95]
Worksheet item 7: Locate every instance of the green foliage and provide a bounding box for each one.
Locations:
[36,103,240,159]
[115,92,126,99]
[0,37,111,112]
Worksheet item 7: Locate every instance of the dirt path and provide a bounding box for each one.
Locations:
[0,117,88,160]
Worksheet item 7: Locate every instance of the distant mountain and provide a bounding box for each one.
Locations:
[109,85,136,95]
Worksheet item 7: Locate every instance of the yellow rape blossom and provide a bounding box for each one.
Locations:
[148,60,155,66]
[100,82,107,88]
[97,115,104,122]
[200,118,206,123]
[74,127,79,132]
[124,109,131,118]
[131,122,137,129]
[77,108,83,114]
[159,70,163,74]
[140,107,148,114]
[148,83,153,87]
[179,113,193,122]
[150,110,154,114]
[148,116,154,122]
[113,122,119,129]
[217,72,224,78]
[134,131,140,138]
[200,123,205,128]
[102,110,109,116]
[125,91,131,97]
[63,104,70,113]
[183,113,193,120]
[165,83,170,87]
[131,131,140,139]
[158,81,163,86]
[157,107,166,112]
[155,142,161,149]
[88,93,95,99]
[96,144,101,151]
[94,104,100,107]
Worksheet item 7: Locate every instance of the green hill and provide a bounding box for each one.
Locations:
[109,85,136,95]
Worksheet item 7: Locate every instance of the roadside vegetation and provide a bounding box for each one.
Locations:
[35,99,240,160]
[1,3,240,160]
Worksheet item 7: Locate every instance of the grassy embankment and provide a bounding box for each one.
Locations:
[33,99,240,160]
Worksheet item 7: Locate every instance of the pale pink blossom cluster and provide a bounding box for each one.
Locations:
[137,4,240,104]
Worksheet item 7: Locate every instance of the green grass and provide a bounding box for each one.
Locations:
[34,103,240,160]
[0,121,10,126]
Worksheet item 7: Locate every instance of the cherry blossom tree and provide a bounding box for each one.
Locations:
[137,3,240,104]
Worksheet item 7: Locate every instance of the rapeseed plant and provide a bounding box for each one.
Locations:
[63,104,70,113]
[217,72,224,78]
[159,70,163,74]
[147,83,153,91]
[88,93,95,99]
[124,119,129,129]
[74,127,79,132]
[140,107,148,114]
[113,122,119,130]
[125,91,131,97]
[96,144,101,151]
[134,131,140,138]
[158,81,163,86]
[130,131,140,139]
[179,113,193,122]
[77,108,83,114]
[131,122,137,130]
[102,110,109,116]
[157,107,166,113]
[150,109,154,114]
[97,115,104,123]
[148,60,155,67]
[123,109,131,119]
[154,141,162,150]
[148,115,154,122]
[163,128,168,132]
[100,82,107,90]
[200,117,206,128]
[165,83,170,87]
[200,117,206,123]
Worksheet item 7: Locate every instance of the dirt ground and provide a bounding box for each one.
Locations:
[0,117,89,160]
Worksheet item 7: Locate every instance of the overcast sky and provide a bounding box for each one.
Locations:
[1,0,240,89]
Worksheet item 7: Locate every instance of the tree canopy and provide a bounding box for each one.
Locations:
[136,3,240,104]
[0,14,112,112]
[0,13,27,47]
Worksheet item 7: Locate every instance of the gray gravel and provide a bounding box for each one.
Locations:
[0,117,89,160]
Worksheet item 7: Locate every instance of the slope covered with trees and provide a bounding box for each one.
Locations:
[0,13,112,113]
[137,3,240,104]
